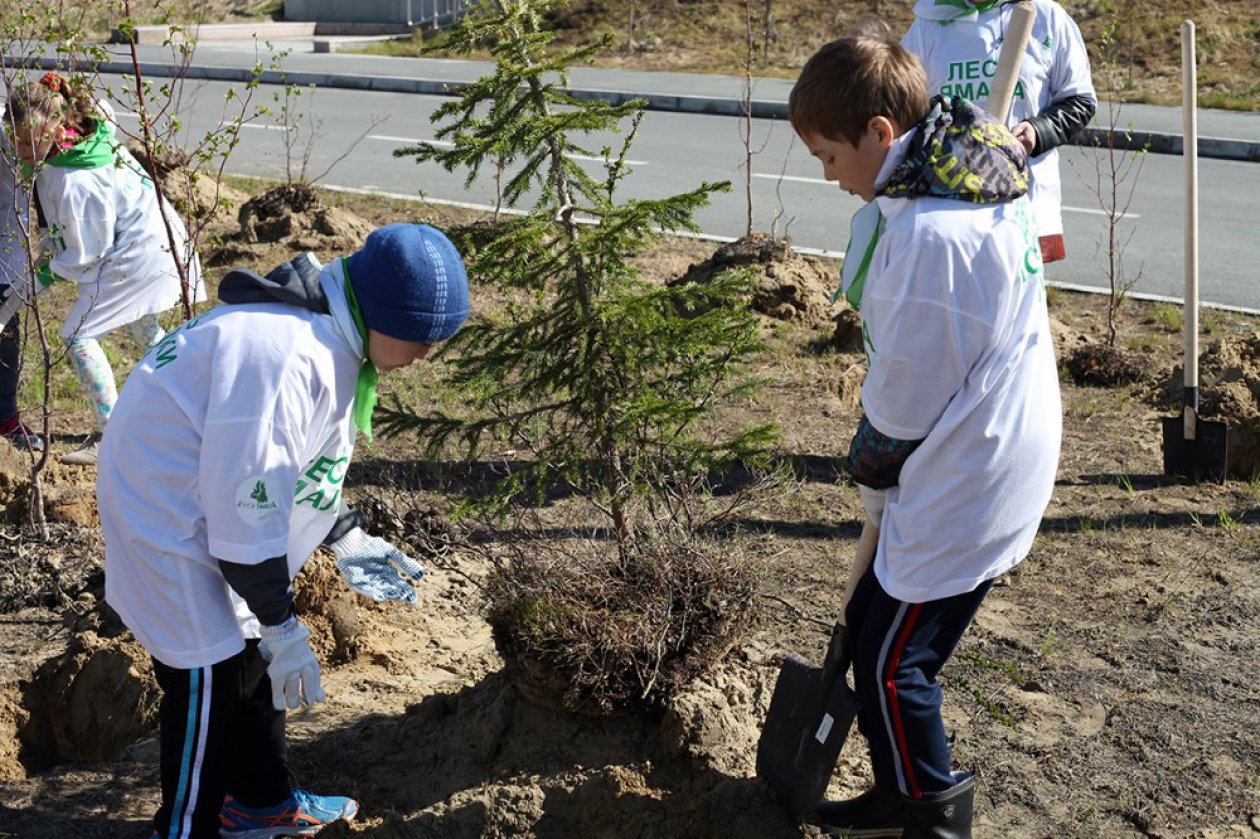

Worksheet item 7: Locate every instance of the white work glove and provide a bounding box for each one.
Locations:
[258,615,324,711]
[858,484,890,525]
[329,527,425,604]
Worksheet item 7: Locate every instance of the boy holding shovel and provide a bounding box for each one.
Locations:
[97,223,470,838]
[787,35,1061,837]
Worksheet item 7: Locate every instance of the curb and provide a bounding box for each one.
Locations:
[6,55,1257,163]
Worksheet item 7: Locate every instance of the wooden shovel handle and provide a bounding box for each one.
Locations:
[989,0,1037,123]
[1182,20,1199,398]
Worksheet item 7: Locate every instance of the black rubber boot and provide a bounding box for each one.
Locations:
[813,786,905,837]
[901,772,974,839]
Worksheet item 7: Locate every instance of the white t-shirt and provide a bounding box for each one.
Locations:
[98,264,360,669]
[861,133,1062,602]
[36,145,204,340]
[902,0,1096,237]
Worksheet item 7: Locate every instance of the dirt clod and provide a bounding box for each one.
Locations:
[19,631,158,773]
[677,232,838,326]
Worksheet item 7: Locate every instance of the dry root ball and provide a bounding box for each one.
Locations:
[209,183,376,266]
[1065,343,1148,386]
[19,631,158,771]
[240,183,323,230]
[236,183,374,250]
[674,232,837,326]
[486,533,759,716]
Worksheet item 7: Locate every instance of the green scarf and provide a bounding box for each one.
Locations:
[46,119,116,170]
[913,0,1004,21]
[340,260,379,444]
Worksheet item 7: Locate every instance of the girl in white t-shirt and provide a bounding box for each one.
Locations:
[903,0,1097,264]
[4,72,204,465]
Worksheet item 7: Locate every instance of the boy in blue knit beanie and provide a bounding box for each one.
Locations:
[97,223,469,839]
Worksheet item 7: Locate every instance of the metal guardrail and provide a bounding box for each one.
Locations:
[408,0,471,30]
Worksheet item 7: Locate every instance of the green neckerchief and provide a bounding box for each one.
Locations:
[836,202,886,312]
[913,0,1003,21]
[340,260,379,445]
[46,119,116,170]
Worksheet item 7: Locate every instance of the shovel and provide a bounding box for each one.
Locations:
[755,519,876,816]
[1161,20,1228,483]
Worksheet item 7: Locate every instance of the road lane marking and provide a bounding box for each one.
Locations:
[1060,205,1141,219]
[371,135,453,146]
[753,173,829,184]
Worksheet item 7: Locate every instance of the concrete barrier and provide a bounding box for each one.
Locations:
[111,21,412,45]
[112,23,316,44]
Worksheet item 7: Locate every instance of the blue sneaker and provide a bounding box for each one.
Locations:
[219,790,358,837]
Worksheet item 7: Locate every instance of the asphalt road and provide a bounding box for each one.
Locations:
[100,74,1260,313]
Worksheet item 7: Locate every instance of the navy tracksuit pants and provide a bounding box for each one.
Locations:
[0,288,20,420]
[844,561,994,799]
[151,640,291,839]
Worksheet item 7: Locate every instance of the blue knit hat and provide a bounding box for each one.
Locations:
[346,223,470,343]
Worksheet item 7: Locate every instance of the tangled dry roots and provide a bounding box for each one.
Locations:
[485,529,759,716]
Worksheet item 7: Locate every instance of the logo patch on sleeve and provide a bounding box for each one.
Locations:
[236,477,280,524]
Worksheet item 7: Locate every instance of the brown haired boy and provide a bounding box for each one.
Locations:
[787,35,1062,839]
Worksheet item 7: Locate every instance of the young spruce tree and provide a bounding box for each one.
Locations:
[383,0,775,553]
[379,0,775,711]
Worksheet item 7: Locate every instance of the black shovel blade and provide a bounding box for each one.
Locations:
[1162,416,1229,483]
[757,628,861,816]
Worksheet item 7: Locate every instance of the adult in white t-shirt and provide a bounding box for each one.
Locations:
[0,132,43,450]
[903,0,1096,263]
[97,224,469,839]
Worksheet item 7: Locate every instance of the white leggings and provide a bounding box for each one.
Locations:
[65,315,165,431]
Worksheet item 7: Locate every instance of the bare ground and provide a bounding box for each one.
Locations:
[0,186,1257,838]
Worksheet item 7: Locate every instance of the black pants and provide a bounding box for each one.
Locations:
[151,640,291,838]
[0,287,19,419]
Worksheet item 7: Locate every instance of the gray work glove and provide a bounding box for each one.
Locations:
[258,615,324,711]
[329,526,425,604]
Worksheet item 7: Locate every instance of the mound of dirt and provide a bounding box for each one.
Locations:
[677,232,838,327]
[0,445,104,527]
[1157,331,1260,477]
[18,630,158,773]
[236,184,376,253]
[307,656,799,839]
[295,552,367,666]
[127,141,249,223]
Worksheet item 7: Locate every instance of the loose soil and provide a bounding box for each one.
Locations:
[0,182,1257,838]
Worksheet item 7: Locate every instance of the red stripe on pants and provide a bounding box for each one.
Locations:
[883,603,924,799]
